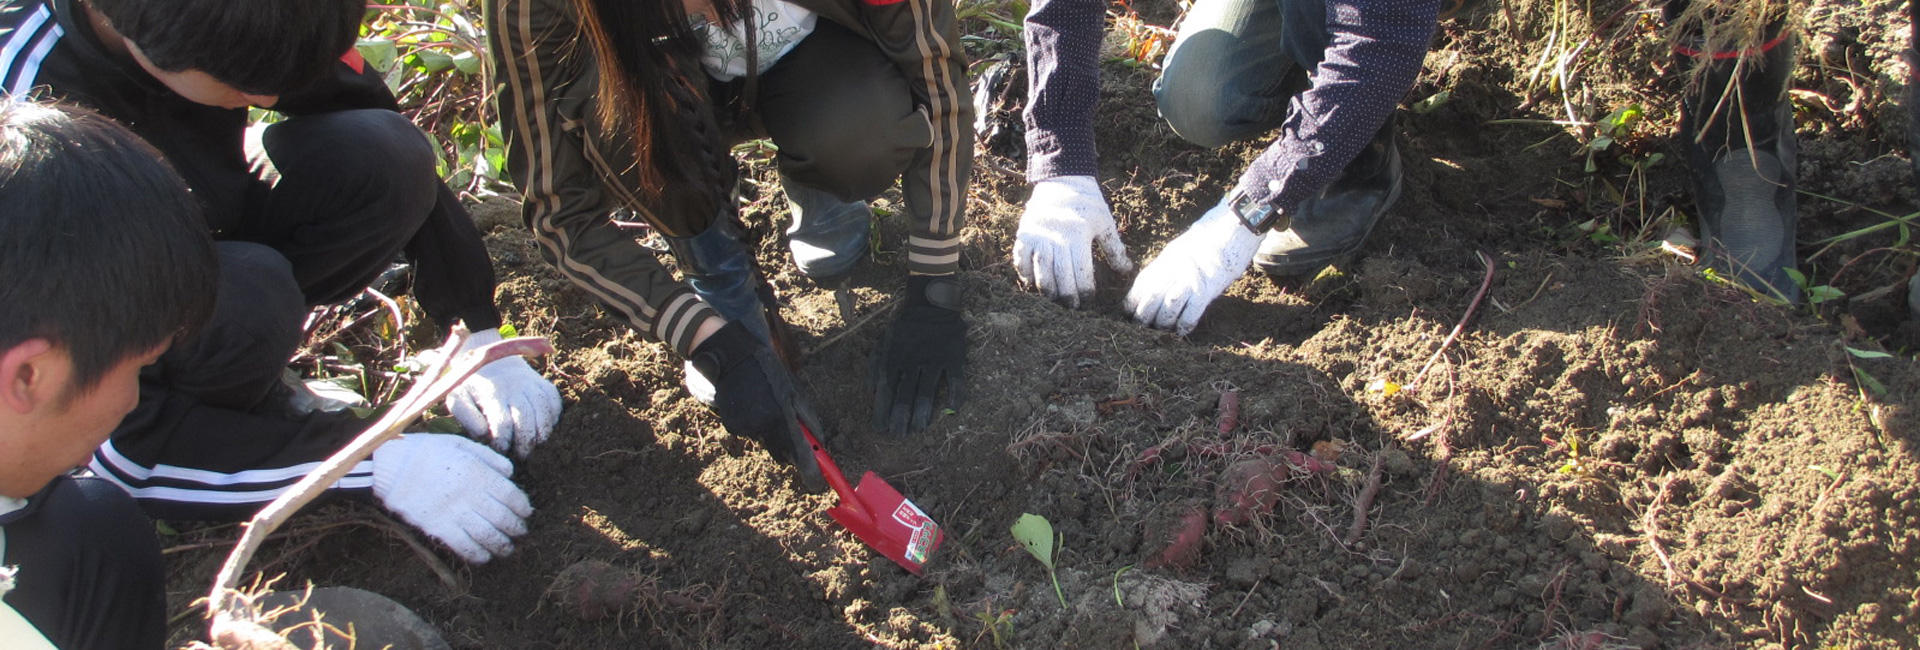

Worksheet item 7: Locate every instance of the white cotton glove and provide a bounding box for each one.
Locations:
[1124,200,1264,336]
[683,359,717,405]
[447,328,563,458]
[372,434,533,564]
[1014,176,1135,308]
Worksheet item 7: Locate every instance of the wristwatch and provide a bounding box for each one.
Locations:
[1227,185,1288,234]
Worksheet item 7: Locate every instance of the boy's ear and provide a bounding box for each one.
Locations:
[0,338,58,414]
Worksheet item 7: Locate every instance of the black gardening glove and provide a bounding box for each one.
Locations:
[689,321,826,491]
[870,275,969,435]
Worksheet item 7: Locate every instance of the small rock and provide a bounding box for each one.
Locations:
[257,587,450,650]
[1381,448,1416,476]
[1107,526,1141,554]
[1627,626,1660,648]
[1623,585,1672,628]
[1909,274,1920,320]
[1451,560,1483,583]
[1225,557,1266,588]
[983,311,1022,332]
[873,577,916,603]
[1277,595,1318,623]
[676,508,710,535]
[1539,512,1577,542]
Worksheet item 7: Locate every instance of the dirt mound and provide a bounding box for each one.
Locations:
[161,0,1920,648]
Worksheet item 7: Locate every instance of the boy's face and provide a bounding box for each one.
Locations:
[0,344,163,498]
[124,40,279,109]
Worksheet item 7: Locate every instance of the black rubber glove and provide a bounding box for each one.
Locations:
[870,275,968,435]
[689,321,825,491]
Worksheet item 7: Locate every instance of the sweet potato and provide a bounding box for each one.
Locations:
[1212,450,1339,526]
[548,560,717,622]
[1213,457,1283,526]
[1144,506,1209,569]
[1129,442,1170,478]
[548,560,645,622]
[1279,449,1336,475]
[1216,389,1240,435]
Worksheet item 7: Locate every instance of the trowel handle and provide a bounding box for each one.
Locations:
[801,424,861,507]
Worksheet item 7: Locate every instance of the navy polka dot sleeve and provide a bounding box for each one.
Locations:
[1022,0,1105,181]
[1236,0,1441,217]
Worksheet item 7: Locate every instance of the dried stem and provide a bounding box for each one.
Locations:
[1343,451,1387,547]
[206,324,553,642]
[1642,475,1679,585]
[811,301,898,353]
[1411,251,1497,390]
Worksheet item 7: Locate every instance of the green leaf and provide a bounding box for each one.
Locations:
[1412,89,1452,114]
[1845,346,1893,359]
[1598,104,1643,138]
[415,49,454,73]
[1011,513,1056,570]
[452,50,482,75]
[419,415,467,434]
[498,323,519,338]
[1852,366,1888,396]
[1805,285,1844,305]
[356,38,398,72]
[482,146,508,180]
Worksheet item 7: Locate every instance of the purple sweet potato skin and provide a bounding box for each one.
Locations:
[550,560,642,621]
[1145,506,1209,569]
[1213,458,1282,526]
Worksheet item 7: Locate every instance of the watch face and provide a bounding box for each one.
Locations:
[1230,191,1275,231]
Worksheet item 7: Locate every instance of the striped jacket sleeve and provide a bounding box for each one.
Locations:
[486,0,722,356]
[0,1,63,98]
[87,394,373,521]
[854,0,974,277]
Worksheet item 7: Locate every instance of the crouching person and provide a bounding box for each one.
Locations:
[0,99,216,650]
[0,0,544,563]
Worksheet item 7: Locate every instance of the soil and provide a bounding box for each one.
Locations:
[162,0,1920,648]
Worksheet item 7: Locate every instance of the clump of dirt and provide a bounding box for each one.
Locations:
[161,0,1920,648]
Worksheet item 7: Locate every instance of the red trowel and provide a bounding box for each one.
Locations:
[802,426,943,575]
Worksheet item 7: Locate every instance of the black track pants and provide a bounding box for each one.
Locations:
[1,476,166,650]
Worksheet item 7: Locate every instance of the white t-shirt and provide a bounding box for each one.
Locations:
[699,0,817,82]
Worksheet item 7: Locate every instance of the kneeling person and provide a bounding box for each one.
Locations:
[0,0,547,563]
[0,99,216,650]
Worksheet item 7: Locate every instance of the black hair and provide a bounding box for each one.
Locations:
[89,0,366,96]
[0,99,217,391]
[574,0,750,229]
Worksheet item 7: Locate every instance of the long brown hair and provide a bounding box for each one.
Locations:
[572,0,749,223]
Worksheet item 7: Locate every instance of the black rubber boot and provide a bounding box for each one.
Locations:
[1253,116,1404,277]
[1680,31,1800,303]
